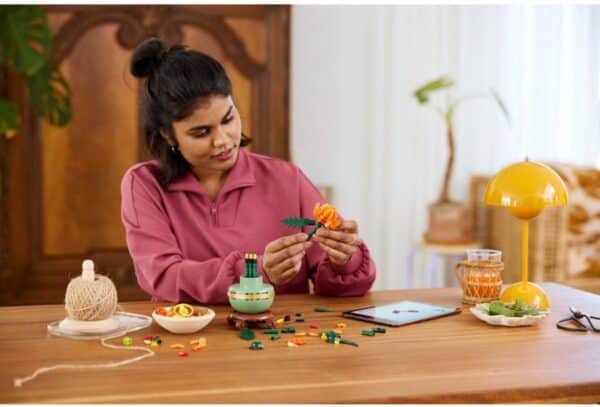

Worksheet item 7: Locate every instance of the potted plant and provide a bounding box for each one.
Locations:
[413,76,510,244]
[0,6,72,273]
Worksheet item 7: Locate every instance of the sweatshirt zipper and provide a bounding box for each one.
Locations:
[210,205,217,226]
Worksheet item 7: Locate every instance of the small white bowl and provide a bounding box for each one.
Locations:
[152,306,215,334]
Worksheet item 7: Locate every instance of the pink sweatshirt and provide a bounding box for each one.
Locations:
[120,149,376,304]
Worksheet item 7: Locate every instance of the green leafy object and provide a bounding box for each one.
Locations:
[490,87,512,127]
[282,217,316,228]
[24,63,72,126]
[488,301,515,317]
[0,6,52,76]
[413,76,454,104]
[0,98,21,134]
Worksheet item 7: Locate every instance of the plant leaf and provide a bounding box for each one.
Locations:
[0,98,20,135]
[490,87,512,127]
[282,217,316,228]
[413,76,454,104]
[24,63,72,126]
[0,6,52,76]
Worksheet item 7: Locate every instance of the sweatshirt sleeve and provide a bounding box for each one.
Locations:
[296,168,376,296]
[121,170,253,305]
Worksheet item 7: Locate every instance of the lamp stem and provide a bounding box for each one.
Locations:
[522,219,529,284]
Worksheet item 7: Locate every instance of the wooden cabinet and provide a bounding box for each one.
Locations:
[0,5,290,305]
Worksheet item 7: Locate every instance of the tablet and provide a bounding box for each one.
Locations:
[342,300,461,327]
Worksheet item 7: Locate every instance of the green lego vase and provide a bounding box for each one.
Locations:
[228,276,274,314]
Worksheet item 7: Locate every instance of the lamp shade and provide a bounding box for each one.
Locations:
[483,161,568,220]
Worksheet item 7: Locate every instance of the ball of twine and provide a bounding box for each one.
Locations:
[64,274,118,321]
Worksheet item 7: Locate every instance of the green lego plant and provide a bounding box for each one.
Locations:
[413,76,510,204]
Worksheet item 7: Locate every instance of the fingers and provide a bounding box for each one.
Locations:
[313,219,361,265]
[264,234,312,270]
[319,244,352,265]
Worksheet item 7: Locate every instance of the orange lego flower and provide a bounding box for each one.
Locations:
[313,203,342,229]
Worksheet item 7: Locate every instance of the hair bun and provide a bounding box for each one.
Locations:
[130,37,166,78]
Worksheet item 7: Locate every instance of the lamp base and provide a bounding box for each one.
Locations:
[500,281,550,309]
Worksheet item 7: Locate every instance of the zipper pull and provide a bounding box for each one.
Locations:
[210,206,217,225]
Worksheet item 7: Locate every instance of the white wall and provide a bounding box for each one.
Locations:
[290,5,600,290]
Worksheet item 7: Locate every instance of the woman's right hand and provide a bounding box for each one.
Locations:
[263,233,312,285]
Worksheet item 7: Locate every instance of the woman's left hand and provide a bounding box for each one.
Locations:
[312,220,361,265]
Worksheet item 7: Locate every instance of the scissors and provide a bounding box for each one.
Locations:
[556,306,600,332]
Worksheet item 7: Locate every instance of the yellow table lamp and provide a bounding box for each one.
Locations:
[483,159,568,309]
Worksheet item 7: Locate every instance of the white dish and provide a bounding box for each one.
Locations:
[48,312,152,340]
[152,306,215,334]
[470,303,549,327]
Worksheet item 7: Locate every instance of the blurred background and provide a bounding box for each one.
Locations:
[1,4,599,305]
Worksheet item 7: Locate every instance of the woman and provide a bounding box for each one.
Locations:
[121,38,376,304]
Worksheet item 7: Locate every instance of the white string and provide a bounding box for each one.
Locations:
[14,312,154,387]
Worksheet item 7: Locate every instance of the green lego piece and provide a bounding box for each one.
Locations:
[281,327,296,334]
[295,318,305,323]
[340,338,359,347]
[270,334,280,341]
[361,330,376,336]
[263,329,279,335]
[240,327,255,340]
[249,341,264,350]
[372,327,386,333]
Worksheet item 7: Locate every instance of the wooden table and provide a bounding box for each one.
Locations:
[1,283,599,403]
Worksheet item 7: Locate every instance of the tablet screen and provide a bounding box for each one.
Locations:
[344,301,459,326]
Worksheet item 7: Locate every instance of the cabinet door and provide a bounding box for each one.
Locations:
[1,5,290,305]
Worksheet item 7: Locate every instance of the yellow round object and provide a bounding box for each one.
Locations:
[483,160,568,220]
[500,281,550,309]
[173,303,194,317]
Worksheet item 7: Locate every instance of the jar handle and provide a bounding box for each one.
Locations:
[454,261,467,291]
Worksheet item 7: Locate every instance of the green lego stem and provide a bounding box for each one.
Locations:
[340,338,359,347]
[306,223,322,241]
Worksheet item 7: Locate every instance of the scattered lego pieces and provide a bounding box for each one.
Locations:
[151,341,159,348]
[191,337,207,351]
[322,331,341,344]
[284,314,291,322]
[336,322,347,328]
[249,341,264,350]
[240,327,255,340]
[170,343,185,349]
[309,324,319,329]
[334,338,340,345]
[281,327,296,334]
[178,351,188,357]
[122,336,133,346]
[308,332,319,337]
[296,318,305,322]
[287,340,298,347]
[372,327,387,333]
[340,338,359,347]
[333,329,343,335]
[294,332,307,337]
[270,334,281,341]
[144,339,152,345]
[314,307,335,312]
[290,337,306,346]
[152,336,162,345]
[275,318,285,325]
[263,329,279,335]
[295,313,302,317]
[361,330,376,336]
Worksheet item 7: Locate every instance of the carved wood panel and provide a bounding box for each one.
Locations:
[1,5,290,305]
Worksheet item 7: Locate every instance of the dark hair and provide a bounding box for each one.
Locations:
[130,37,250,186]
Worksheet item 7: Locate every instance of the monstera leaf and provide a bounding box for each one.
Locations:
[0,6,52,76]
[24,63,72,126]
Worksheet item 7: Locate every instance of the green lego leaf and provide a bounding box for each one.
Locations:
[282,217,316,228]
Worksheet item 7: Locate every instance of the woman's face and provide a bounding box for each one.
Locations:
[170,95,242,178]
